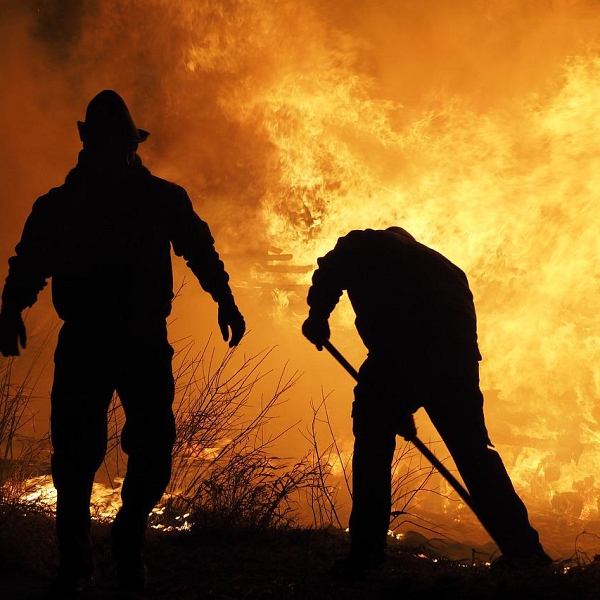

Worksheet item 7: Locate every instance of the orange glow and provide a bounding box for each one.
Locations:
[5,1,600,559]
[20,476,192,531]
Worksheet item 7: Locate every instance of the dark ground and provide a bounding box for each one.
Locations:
[2,507,600,600]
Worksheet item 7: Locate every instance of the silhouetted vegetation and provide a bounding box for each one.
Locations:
[2,333,600,596]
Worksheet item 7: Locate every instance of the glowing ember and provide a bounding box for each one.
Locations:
[21,476,57,509]
[18,477,193,531]
[20,476,122,521]
[150,506,192,532]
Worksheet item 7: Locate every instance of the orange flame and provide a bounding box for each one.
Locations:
[6,1,600,558]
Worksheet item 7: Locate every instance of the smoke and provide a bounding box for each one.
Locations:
[334,0,600,106]
[4,1,598,258]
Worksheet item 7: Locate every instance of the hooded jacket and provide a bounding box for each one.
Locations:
[1,152,235,324]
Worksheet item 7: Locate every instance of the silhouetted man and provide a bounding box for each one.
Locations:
[302,227,551,580]
[0,90,245,594]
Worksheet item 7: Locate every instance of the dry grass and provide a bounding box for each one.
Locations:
[2,506,600,599]
[98,337,345,533]
[4,330,600,597]
[0,322,54,515]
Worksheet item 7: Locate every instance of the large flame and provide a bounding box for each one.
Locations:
[4,0,600,557]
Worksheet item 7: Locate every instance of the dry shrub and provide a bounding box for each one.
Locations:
[0,321,55,511]
[0,320,447,538]
[304,393,447,538]
[102,338,335,532]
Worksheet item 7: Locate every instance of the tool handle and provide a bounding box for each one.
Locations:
[322,340,360,380]
[411,436,479,514]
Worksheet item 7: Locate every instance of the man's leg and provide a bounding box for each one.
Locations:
[50,328,114,588]
[112,331,175,589]
[343,355,402,571]
[348,408,397,562]
[425,372,549,562]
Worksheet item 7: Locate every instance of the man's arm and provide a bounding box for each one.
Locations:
[170,188,245,347]
[303,231,361,349]
[0,197,53,356]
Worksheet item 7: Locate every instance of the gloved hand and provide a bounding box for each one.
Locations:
[218,303,246,348]
[0,311,27,357]
[396,413,417,441]
[301,315,330,351]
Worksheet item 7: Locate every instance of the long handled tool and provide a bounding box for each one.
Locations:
[322,339,492,537]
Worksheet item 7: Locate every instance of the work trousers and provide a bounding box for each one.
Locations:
[50,320,176,576]
[349,354,543,560]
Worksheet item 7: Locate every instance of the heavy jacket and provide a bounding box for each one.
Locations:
[1,152,234,324]
[307,228,482,369]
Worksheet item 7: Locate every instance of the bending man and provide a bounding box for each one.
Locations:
[302,227,550,579]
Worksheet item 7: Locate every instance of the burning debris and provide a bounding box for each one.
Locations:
[18,476,194,532]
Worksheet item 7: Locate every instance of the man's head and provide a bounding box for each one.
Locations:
[386,226,416,241]
[77,90,149,173]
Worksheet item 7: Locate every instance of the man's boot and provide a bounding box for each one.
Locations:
[111,509,148,592]
[490,544,553,572]
[50,559,95,596]
[331,547,386,583]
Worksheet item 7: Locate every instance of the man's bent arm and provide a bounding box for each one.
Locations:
[306,231,364,319]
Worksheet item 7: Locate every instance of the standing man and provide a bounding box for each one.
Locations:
[0,90,245,593]
[302,227,551,580]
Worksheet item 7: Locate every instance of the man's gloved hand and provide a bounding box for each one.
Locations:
[396,413,417,441]
[218,303,246,348]
[301,315,330,351]
[0,311,27,357]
